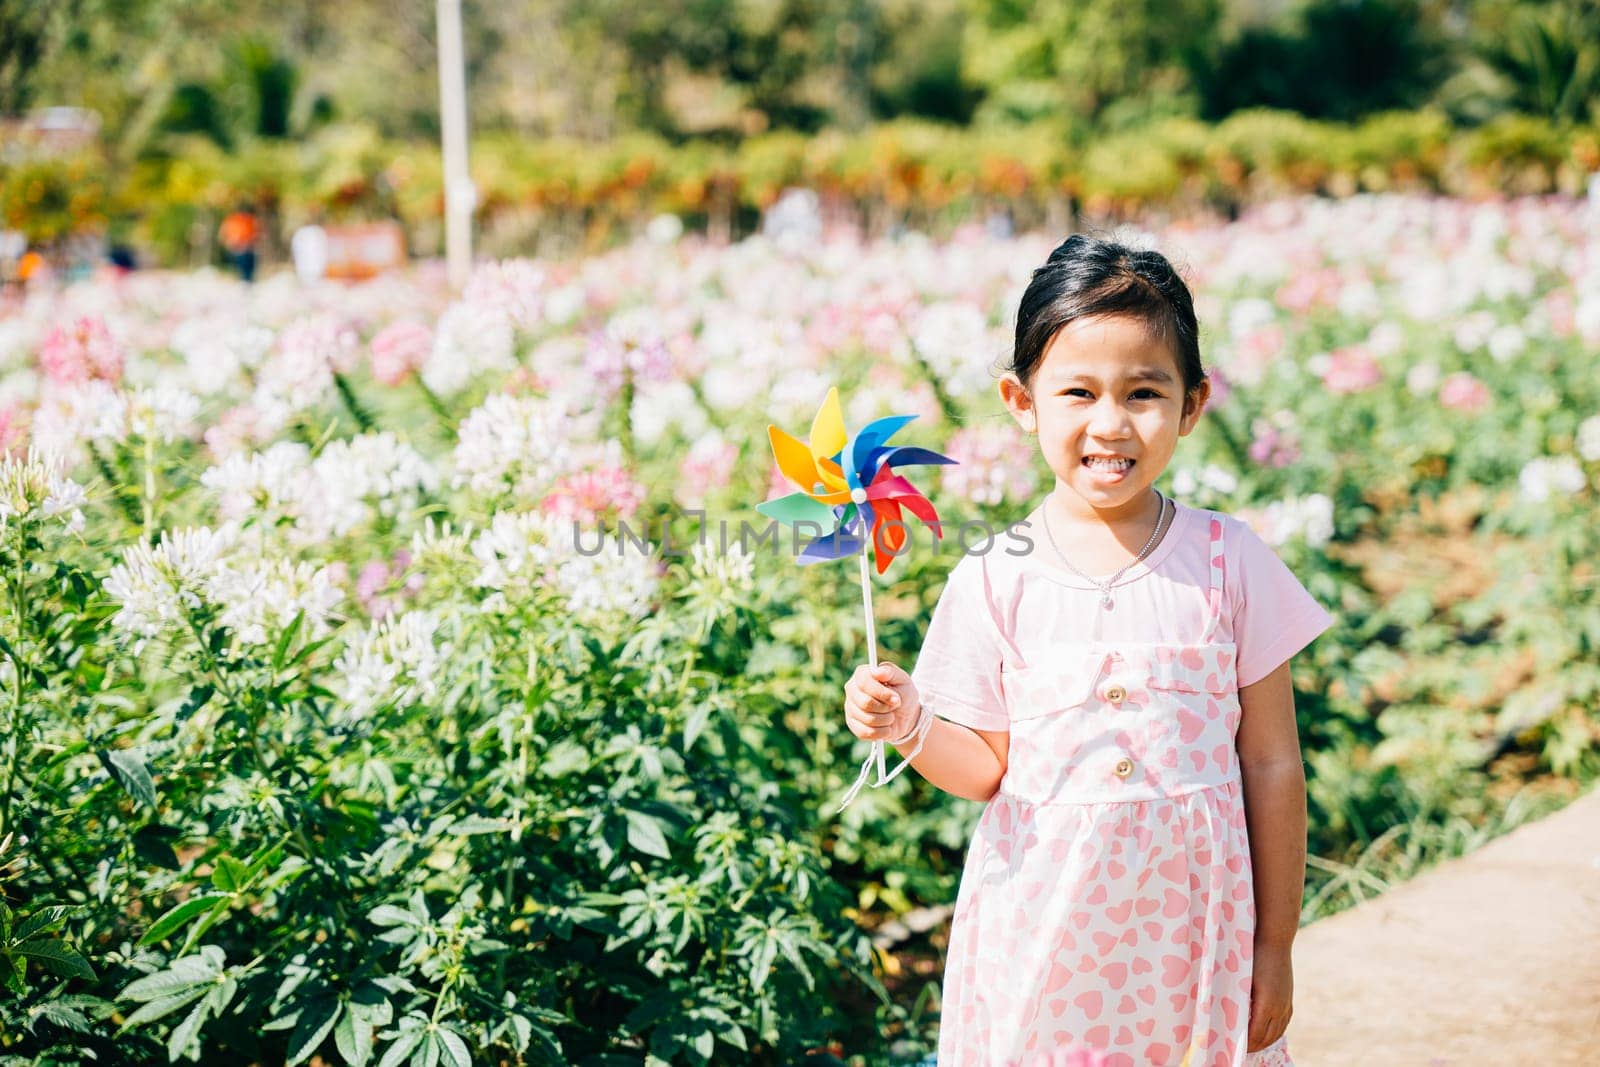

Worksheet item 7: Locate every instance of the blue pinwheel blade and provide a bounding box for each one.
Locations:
[798,528,865,564]
[845,414,917,487]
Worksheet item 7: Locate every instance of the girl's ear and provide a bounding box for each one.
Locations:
[998,374,1037,435]
[1179,380,1211,435]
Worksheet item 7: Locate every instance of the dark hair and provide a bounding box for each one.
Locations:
[1007,235,1204,398]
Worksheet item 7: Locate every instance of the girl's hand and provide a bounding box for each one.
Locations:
[1246,945,1293,1052]
[844,662,921,743]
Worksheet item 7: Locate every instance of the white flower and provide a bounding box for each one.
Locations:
[1405,361,1441,396]
[170,316,274,395]
[104,526,236,642]
[1577,415,1600,463]
[422,300,516,396]
[208,559,343,646]
[302,433,438,540]
[201,442,313,526]
[1247,494,1334,549]
[1486,324,1526,363]
[689,539,754,591]
[29,381,127,458]
[127,386,201,443]
[470,510,657,621]
[1518,456,1587,503]
[1171,464,1239,499]
[0,451,87,534]
[910,301,996,397]
[452,394,589,502]
[335,609,446,717]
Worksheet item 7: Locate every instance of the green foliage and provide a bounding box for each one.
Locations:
[1193,0,1452,122]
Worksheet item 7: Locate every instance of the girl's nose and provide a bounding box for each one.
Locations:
[1088,401,1132,436]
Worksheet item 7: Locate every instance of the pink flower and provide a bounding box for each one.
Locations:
[370,320,433,386]
[0,405,28,455]
[1248,421,1301,468]
[541,466,645,524]
[37,316,124,386]
[280,315,360,374]
[677,434,738,509]
[1205,365,1233,408]
[1437,371,1491,414]
[941,422,1038,507]
[1319,345,1382,394]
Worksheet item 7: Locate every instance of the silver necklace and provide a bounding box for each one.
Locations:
[1041,490,1170,610]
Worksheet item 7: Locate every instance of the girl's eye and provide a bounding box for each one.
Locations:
[1059,389,1162,399]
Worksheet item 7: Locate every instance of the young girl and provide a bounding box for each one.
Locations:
[844,236,1333,1067]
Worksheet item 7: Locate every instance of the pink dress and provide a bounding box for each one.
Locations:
[911,502,1334,1067]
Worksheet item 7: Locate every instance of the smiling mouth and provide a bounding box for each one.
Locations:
[1082,457,1135,471]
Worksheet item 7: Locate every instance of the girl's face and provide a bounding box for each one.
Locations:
[1000,314,1208,524]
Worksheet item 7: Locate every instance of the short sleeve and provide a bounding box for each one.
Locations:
[910,553,1010,732]
[1229,518,1336,688]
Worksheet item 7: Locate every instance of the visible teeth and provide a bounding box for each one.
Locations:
[1085,458,1133,470]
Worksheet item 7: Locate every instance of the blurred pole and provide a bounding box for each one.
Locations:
[437,0,474,288]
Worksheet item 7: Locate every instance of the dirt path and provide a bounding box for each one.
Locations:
[1287,786,1600,1065]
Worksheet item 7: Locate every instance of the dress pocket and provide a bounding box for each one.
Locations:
[1002,658,1101,721]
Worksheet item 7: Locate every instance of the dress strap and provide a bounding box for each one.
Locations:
[1197,513,1226,643]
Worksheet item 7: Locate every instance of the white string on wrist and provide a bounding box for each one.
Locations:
[835,699,935,813]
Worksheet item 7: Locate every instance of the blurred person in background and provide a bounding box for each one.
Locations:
[219,204,261,282]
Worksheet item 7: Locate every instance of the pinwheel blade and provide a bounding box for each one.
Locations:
[809,387,848,462]
[798,527,864,564]
[757,492,842,528]
[866,470,942,529]
[845,414,917,487]
[768,424,822,493]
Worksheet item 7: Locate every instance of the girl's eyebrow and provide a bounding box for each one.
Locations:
[1054,368,1176,385]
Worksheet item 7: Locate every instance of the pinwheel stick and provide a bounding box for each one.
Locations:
[857,550,888,785]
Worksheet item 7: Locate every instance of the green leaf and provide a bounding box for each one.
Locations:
[446,816,512,836]
[16,938,95,980]
[121,948,223,1002]
[436,1027,471,1067]
[416,1033,441,1067]
[167,997,209,1062]
[140,893,231,947]
[272,611,306,671]
[287,998,341,1066]
[335,1003,373,1067]
[14,905,76,942]
[624,811,671,860]
[369,905,421,928]
[376,1027,425,1067]
[210,855,250,893]
[98,746,157,809]
[121,987,208,1029]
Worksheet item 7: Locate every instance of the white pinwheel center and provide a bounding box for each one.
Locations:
[850,487,868,504]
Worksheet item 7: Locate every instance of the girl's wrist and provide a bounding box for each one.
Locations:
[888,700,930,747]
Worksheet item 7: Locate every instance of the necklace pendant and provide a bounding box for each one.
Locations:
[1100,592,1114,610]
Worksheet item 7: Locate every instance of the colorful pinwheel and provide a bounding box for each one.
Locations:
[756,387,953,575]
[754,387,956,810]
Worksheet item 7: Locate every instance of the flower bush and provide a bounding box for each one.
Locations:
[0,193,1597,1062]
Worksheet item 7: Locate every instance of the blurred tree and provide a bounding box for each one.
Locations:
[1470,0,1600,122]
[959,0,1222,125]
[869,0,982,123]
[1191,0,1452,121]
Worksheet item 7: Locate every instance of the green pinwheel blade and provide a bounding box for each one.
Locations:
[756,492,840,528]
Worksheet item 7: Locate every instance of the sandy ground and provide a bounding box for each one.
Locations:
[1287,786,1600,1065]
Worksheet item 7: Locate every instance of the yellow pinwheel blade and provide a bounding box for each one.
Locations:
[809,386,847,463]
[768,424,824,493]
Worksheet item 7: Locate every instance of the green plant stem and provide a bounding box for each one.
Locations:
[0,544,28,844]
[141,434,156,537]
[333,372,376,433]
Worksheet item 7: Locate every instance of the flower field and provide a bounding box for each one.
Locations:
[2,195,1600,1064]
